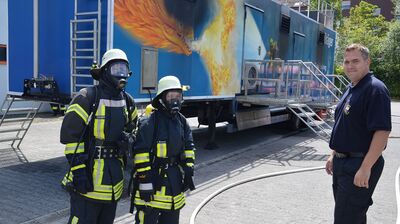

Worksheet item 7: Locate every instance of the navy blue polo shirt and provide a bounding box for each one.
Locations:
[329,73,391,153]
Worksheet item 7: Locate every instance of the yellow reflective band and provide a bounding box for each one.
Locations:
[134,154,150,164]
[161,186,166,195]
[99,99,125,107]
[62,171,73,185]
[83,191,113,201]
[156,141,167,158]
[93,159,104,186]
[124,108,128,122]
[137,166,151,173]
[175,198,185,210]
[113,180,124,191]
[184,150,195,159]
[71,216,79,224]
[139,210,145,224]
[134,189,184,203]
[132,107,138,119]
[134,198,172,210]
[174,192,185,202]
[71,164,86,171]
[64,143,85,154]
[186,163,194,167]
[93,180,123,193]
[66,104,89,124]
[94,104,106,140]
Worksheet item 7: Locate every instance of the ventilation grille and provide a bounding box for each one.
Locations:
[280,15,290,33]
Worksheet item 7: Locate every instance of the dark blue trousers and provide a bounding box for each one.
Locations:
[135,208,180,224]
[332,156,384,224]
[67,193,117,224]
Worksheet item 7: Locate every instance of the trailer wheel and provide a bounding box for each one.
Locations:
[287,115,301,130]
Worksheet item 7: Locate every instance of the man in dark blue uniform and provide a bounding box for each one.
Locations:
[326,44,391,224]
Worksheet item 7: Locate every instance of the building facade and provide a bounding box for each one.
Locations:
[342,0,395,20]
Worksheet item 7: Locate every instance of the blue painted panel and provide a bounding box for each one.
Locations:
[8,0,34,92]
[289,11,319,62]
[39,0,74,94]
[323,28,336,74]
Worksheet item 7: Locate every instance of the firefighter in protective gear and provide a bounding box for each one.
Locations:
[132,76,195,224]
[60,49,138,224]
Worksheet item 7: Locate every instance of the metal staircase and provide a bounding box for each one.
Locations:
[287,103,332,142]
[70,0,101,96]
[0,94,42,150]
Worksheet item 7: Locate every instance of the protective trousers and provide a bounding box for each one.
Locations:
[135,208,180,224]
[332,156,384,224]
[68,193,117,224]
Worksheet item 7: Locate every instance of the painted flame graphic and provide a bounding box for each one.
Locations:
[192,0,239,95]
[114,0,192,56]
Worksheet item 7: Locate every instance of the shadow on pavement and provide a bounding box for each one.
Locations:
[0,122,327,224]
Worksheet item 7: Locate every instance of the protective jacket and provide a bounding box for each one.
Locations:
[61,84,138,202]
[133,109,195,210]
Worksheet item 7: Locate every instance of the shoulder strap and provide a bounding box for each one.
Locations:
[122,91,132,125]
[150,111,158,156]
[178,112,187,142]
[86,85,100,121]
[63,85,100,185]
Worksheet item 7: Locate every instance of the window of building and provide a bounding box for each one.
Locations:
[373,8,381,16]
[0,45,6,64]
[342,1,351,10]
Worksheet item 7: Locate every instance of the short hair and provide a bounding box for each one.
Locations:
[345,44,370,60]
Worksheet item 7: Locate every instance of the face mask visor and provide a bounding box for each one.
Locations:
[109,61,130,78]
[108,61,131,89]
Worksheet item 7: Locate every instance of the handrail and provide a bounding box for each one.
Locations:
[295,61,339,101]
[304,62,342,95]
[242,59,341,103]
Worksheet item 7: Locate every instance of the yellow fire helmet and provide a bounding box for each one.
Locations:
[100,48,129,68]
[152,76,183,108]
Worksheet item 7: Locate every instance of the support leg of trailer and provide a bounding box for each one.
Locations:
[204,102,218,150]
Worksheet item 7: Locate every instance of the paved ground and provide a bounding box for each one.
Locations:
[0,102,399,224]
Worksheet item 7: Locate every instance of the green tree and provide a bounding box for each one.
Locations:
[394,0,400,19]
[308,0,343,29]
[335,1,389,71]
[376,21,400,98]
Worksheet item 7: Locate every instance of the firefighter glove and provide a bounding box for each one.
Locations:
[183,165,194,177]
[139,183,154,202]
[117,131,135,157]
[183,165,195,191]
[72,168,93,194]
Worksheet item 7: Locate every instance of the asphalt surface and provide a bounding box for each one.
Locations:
[0,102,399,224]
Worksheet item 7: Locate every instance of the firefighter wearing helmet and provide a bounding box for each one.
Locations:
[60,49,138,224]
[132,76,195,224]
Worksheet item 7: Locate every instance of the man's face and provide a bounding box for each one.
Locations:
[165,90,182,102]
[343,50,370,85]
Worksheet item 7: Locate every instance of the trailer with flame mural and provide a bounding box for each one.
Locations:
[6,0,343,146]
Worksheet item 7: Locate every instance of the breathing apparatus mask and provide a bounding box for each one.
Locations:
[161,90,183,115]
[103,61,131,90]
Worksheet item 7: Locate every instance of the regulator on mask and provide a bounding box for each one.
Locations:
[161,95,182,114]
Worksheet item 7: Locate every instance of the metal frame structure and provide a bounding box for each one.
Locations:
[70,0,101,96]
